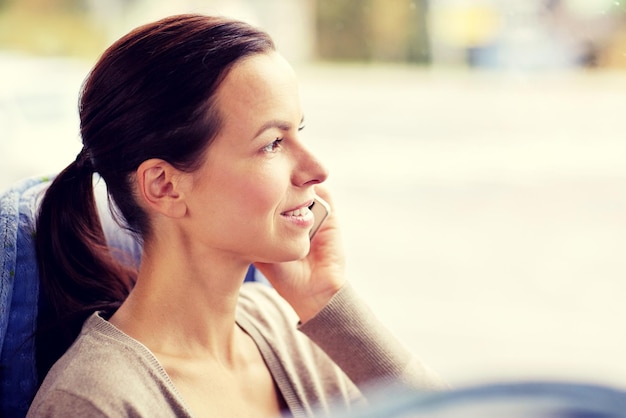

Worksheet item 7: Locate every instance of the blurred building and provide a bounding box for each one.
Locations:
[428,0,626,69]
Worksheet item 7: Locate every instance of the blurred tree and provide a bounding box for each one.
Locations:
[0,0,105,56]
[369,0,430,62]
[315,0,430,63]
[316,0,373,61]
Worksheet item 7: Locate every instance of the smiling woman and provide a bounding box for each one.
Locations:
[27,13,446,418]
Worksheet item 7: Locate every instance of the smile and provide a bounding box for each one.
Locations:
[281,206,311,217]
[280,200,315,229]
[281,199,315,217]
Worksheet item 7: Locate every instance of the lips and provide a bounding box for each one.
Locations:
[281,200,314,217]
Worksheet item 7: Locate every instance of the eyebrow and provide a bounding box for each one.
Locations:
[252,116,305,139]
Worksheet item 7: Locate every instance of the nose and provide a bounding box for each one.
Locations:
[292,143,328,187]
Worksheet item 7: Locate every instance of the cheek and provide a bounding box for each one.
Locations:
[210,160,287,222]
[234,173,285,217]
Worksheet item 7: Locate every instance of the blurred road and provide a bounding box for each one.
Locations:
[3,62,626,389]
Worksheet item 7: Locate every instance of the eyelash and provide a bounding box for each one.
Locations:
[262,138,283,153]
[261,124,305,153]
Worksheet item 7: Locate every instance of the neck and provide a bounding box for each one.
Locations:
[109,235,251,364]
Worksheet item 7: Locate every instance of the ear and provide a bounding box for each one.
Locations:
[136,159,188,218]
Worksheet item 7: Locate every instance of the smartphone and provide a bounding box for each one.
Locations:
[309,196,331,239]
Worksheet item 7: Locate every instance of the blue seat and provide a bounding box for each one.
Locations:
[1,176,48,418]
[0,175,260,417]
[0,175,138,417]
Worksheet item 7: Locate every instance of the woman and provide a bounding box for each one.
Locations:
[29,14,445,417]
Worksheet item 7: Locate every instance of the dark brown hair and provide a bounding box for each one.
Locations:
[35,14,274,380]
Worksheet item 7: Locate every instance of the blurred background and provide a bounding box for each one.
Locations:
[1,0,625,390]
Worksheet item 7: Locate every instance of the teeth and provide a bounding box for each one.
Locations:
[284,207,309,217]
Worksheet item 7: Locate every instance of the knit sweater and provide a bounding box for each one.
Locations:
[27,283,446,417]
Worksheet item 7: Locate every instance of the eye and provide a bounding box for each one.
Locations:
[262,138,283,153]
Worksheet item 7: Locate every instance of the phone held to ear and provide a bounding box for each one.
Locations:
[309,196,330,240]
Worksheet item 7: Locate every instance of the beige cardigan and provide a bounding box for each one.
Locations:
[27,283,446,417]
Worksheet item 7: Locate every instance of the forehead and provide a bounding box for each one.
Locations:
[214,52,301,128]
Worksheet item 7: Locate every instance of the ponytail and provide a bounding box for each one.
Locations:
[35,149,136,380]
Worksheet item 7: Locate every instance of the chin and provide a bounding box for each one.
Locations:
[255,235,310,263]
[278,239,311,262]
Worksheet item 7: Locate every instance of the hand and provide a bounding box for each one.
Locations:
[254,187,346,322]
